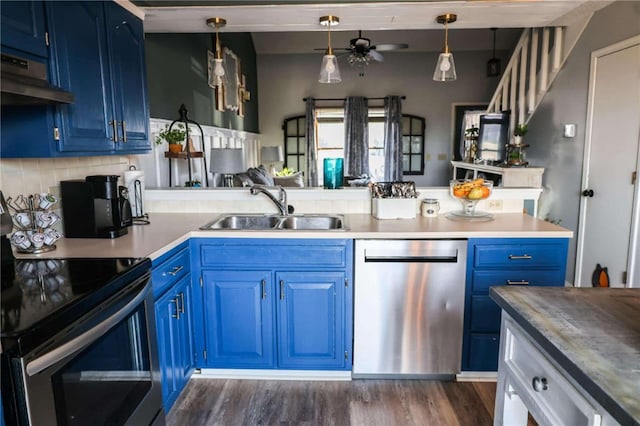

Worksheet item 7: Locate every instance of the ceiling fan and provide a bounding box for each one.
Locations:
[319,30,409,76]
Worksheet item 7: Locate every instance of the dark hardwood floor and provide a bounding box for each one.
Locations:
[166,378,503,425]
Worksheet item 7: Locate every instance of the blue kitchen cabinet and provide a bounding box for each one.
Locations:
[277,271,346,369]
[47,1,150,153]
[1,1,47,58]
[1,1,150,157]
[462,238,569,371]
[201,270,276,368]
[152,242,194,413]
[191,238,353,371]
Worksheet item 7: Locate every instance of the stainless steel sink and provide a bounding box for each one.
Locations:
[200,214,346,231]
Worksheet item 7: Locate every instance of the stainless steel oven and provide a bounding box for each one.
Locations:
[1,258,164,426]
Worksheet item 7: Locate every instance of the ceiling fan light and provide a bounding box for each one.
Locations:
[319,54,342,83]
[433,52,456,81]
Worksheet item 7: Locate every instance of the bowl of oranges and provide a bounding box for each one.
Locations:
[449,178,493,218]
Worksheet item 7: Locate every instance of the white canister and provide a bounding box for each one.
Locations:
[421,199,440,217]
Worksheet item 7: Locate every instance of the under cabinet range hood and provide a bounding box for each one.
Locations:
[1,53,74,105]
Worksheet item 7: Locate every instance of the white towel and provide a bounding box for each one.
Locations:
[124,169,145,217]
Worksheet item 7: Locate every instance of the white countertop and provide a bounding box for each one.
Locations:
[15,213,573,261]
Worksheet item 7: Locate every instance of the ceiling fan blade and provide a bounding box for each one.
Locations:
[368,49,384,62]
[373,43,408,52]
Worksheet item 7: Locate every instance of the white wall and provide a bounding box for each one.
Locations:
[257,49,506,186]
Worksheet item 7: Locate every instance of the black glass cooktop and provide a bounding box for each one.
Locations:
[1,256,151,356]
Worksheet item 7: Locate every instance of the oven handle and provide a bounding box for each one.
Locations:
[26,281,151,377]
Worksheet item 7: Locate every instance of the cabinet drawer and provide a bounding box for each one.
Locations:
[199,239,349,269]
[153,246,191,298]
[467,333,500,371]
[472,270,564,293]
[469,295,501,332]
[503,318,602,425]
[474,242,566,269]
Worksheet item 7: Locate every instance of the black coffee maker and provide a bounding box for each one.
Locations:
[61,175,132,239]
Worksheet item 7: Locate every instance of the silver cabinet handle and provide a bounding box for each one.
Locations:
[261,279,267,299]
[109,119,118,142]
[179,292,185,314]
[27,281,151,376]
[167,265,184,276]
[508,254,532,260]
[506,280,530,285]
[171,298,180,319]
[121,120,127,142]
[279,280,285,300]
[532,376,548,392]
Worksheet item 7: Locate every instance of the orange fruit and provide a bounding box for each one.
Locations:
[453,188,468,198]
[480,186,490,198]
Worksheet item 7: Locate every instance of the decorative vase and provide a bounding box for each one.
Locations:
[513,135,524,146]
[168,143,183,153]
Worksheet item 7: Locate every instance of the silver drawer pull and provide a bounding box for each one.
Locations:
[167,265,184,276]
[506,280,529,285]
[532,376,548,392]
[508,254,532,260]
[171,298,180,320]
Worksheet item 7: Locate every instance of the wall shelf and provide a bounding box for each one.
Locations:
[451,161,544,188]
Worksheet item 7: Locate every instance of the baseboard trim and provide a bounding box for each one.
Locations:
[456,371,497,382]
[192,369,352,381]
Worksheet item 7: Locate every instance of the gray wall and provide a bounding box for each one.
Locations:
[526,1,640,282]
[257,49,508,186]
[145,33,259,133]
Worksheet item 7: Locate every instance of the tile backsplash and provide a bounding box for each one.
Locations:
[0,156,132,199]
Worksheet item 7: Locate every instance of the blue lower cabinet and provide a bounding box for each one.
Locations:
[201,270,276,368]
[191,238,353,371]
[462,238,568,371]
[154,275,194,411]
[277,271,345,369]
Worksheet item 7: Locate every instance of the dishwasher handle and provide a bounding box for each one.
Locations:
[364,255,458,263]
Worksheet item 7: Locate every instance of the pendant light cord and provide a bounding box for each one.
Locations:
[444,20,449,54]
[491,28,497,58]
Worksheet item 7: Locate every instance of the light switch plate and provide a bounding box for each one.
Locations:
[563,124,576,138]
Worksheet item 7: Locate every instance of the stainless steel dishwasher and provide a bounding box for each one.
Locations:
[353,239,467,378]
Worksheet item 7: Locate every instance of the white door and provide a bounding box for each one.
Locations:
[575,36,640,288]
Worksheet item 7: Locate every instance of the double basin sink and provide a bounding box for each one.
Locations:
[200,214,346,231]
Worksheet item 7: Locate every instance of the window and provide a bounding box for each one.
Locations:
[282,109,425,185]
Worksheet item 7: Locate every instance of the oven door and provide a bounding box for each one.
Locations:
[14,274,164,426]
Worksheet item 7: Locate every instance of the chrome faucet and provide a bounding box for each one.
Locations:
[249,185,290,216]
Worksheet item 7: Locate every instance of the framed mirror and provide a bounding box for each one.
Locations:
[223,47,239,112]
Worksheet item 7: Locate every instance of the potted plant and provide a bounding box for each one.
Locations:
[155,123,186,153]
[513,123,528,145]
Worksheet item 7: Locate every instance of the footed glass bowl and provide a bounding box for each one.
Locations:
[448,179,493,218]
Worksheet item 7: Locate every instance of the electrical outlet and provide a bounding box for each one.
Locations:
[426,154,432,161]
[437,153,447,161]
[488,199,503,210]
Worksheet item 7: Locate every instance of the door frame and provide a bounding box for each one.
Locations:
[575,35,640,287]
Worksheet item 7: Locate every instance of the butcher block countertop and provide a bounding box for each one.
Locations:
[490,286,640,426]
[16,212,572,260]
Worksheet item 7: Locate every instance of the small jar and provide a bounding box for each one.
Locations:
[421,199,440,217]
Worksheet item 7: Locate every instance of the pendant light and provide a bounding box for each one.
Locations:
[433,13,457,82]
[318,15,341,84]
[487,28,501,77]
[206,17,227,87]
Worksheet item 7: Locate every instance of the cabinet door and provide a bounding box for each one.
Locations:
[1,1,47,57]
[276,271,346,370]
[174,277,194,388]
[105,3,150,151]
[47,1,115,153]
[154,287,181,410]
[201,270,275,368]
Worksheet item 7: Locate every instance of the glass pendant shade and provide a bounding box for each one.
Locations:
[433,52,457,81]
[319,54,341,83]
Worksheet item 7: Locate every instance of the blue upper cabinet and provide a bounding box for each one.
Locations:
[0,1,151,157]
[105,2,150,151]
[48,1,150,154]
[0,1,48,58]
